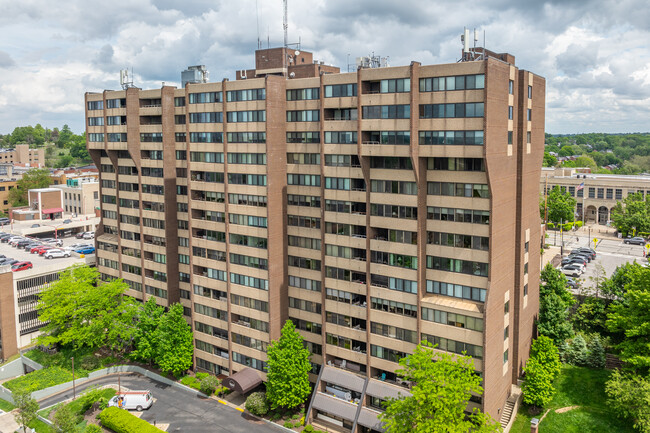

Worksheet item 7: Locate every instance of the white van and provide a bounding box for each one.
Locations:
[108,390,154,411]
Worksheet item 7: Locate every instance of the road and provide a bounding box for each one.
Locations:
[39,374,281,433]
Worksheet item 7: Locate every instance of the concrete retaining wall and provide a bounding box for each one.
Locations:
[0,358,25,381]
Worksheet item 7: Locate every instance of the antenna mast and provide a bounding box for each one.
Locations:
[283,0,288,48]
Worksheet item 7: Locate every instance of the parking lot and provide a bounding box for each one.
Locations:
[559,234,645,293]
[0,233,94,272]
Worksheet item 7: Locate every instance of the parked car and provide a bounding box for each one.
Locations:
[562,263,585,274]
[82,231,95,240]
[1,259,18,266]
[15,240,33,249]
[75,232,88,239]
[107,391,154,411]
[567,254,589,264]
[44,249,71,259]
[566,278,579,290]
[576,248,596,258]
[23,242,41,251]
[43,239,63,247]
[75,246,96,255]
[569,250,592,262]
[9,237,25,246]
[561,267,581,278]
[11,261,33,272]
[63,219,72,224]
[37,246,55,255]
[30,224,40,228]
[624,237,646,245]
[562,257,586,267]
[0,235,13,243]
[30,245,45,254]
[0,217,10,225]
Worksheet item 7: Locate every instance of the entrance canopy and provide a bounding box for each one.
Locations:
[42,208,64,214]
[223,368,262,394]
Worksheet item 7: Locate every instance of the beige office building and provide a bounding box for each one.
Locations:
[0,144,45,168]
[86,46,544,429]
[541,167,650,225]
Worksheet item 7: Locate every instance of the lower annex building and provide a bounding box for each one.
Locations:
[86,45,544,427]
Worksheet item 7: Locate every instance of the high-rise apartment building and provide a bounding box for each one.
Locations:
[86,46,544,423]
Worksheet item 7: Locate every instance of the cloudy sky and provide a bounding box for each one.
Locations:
[1,0,649,135]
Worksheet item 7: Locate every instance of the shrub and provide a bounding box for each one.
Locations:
[196,372,208,380]
[86,425,102,433]
[180,376,201,391]
[292,412,302,420]
[245,392,270,416]
[547,223,555,229]
[199,375,220,395]
[587,335,606,368]
[99,406,162,433]
[80,354,100,371]
[303,426,314,433]
[270,412,282,421]
[575,221,584,228]
[565,335,589,366]
[284,421,294,428]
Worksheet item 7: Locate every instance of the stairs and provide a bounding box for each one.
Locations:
[606,353,624,369]
[500,394,518,431]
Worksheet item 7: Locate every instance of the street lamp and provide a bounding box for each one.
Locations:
[71,356,76,400]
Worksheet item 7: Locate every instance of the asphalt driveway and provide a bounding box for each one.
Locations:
[39,374,280,433]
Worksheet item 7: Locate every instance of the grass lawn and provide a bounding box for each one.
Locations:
[0,398,15,412]
[28,418,55,433]
[511,365,635,433]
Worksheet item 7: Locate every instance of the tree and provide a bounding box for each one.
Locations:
[600,262,644,300]
[611,192,650,237]
[130,297,164,364]
[13,389,39,433]
[380,341,501,433]
[538,293,574,345]
[572,297,608,335]
[266,320,312,410]
[37,265,138,351]
[574,154,597,169]
[154,303,194,376]
[564,335,589,366]
[606,370,650,433]
[607,268,650,371]
[8,168,52,207]
[530,336,561,379]
[540,263,574,306]
[587,335,606,368]
[522,357,555,410]
[540,186,576,224]
[543,151,557,167]
[52,403,78,433]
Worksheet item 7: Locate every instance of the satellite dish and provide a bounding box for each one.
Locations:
[295,50,300,56]
[289,72,295,78]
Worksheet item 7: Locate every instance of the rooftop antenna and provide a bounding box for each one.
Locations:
[256,0,261,49]
[283,0,288,49]
[120,68,134,90]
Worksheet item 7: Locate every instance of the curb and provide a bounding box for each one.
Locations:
[207,396,297,433]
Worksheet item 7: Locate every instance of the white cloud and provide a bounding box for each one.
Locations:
[1,0,650,134]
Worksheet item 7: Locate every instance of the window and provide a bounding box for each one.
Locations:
[226,110,266,123]
[288,174,320,186]
[228,173,266,186]
[509,80,514,95]
[286,88,319,100]
[287,110,320,122]
[588,187,595,198]
[190,152,224,163]
[427,182,489,198]
[324,131,357,144]
[287,132,319,143]
[228,153,266,164]
[597,188,604,199]
[508,106,513,120]
[420,103,484,118]
[324,84,357,97]
[615,189,623,200]
[428,157,484,171]
[189,112,223,123]
[419,130,483,146]
[419,74,485,92]
[370,180,416,195]
[230,273,268,290]
[606,188,613,200]
[426,256,488,277]
[508,131,513,145]
[421,307,484,331]
[370,297,417,318]
[362,105,410,119]
[527,109,532,121]
[427,206,489,224]
[287,194,320,208]
[226,88,265,101]
[227,132,265,143]
[190,132,223,143]
[87,100,103,110]
[426,280,486,302]
[88,117,104,126]
[528,85,532,98]
[287,153,320,165]
[189,92,222,103]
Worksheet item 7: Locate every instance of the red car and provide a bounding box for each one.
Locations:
[11,261,33,272]
[30,245,46,254]
[37,246,55,255]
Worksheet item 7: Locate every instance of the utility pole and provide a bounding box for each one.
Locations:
[71,356,76,400]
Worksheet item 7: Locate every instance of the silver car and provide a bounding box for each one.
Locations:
[44,249,71,259]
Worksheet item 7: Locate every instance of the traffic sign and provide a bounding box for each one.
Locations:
[593,238,598,245]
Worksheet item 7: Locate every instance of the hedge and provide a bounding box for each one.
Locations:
[99,407,162,433]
